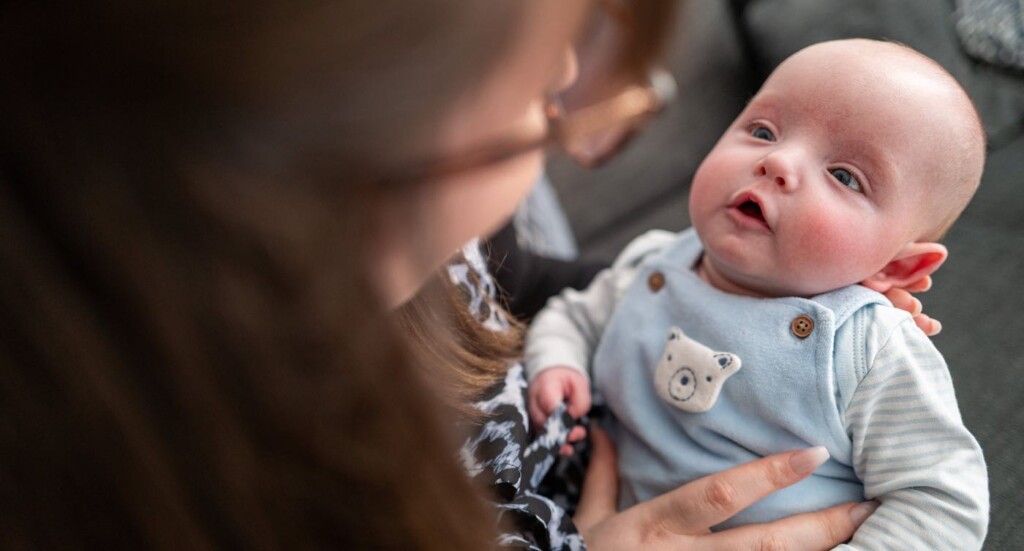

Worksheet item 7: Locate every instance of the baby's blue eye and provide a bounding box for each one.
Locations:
[830,168,862,192]
[751,126,775,141]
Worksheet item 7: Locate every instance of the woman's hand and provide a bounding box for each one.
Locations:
[575,426,878,550]
[883,275,941,336]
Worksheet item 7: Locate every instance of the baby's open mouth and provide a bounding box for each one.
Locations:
[737,199,765,223]
[729,190,770,229]
[728,193,771,231]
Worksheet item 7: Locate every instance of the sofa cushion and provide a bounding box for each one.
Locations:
[743,0,1024,146]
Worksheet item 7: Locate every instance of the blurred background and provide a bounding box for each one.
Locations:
[541,1,1023,549]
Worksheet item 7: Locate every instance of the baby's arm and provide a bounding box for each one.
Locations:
[525,230,678,427]
[525,268,617,429]
[836,319,988,550]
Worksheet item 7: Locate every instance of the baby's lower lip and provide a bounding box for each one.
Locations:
[728,205,771,231]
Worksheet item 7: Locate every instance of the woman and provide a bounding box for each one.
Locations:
[1,1,918,548]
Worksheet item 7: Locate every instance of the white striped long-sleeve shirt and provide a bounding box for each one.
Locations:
[835,318,988,549]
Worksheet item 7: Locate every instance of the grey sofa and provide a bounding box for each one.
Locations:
[546,1,1024,548]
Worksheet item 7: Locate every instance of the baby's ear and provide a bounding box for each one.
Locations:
[862,242,948,293]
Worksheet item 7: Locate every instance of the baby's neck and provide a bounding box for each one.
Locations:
[695,256,771,298]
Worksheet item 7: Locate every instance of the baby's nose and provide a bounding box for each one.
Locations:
[755,153,798,190]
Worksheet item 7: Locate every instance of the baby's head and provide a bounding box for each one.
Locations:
[689,39,985,298]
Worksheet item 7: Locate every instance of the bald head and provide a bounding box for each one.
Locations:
[778,39,985,240]
[882,41,986,239]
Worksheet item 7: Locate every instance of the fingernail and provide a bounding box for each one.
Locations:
[789,446,830,474]
[849,501,880,526]
[932,320,942,334]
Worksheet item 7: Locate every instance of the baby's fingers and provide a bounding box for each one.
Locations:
[568,424,587,443]
[529,384,565,428]
[527,398,547,430]
[560,425,588,456]
[565,381,592,419]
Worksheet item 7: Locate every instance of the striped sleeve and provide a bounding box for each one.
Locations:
[835,318,988,550]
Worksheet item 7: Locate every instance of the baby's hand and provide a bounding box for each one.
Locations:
[529,367,591,425]
[529,367,592,454]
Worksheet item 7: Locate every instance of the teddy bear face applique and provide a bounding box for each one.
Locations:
[653,327,741,413]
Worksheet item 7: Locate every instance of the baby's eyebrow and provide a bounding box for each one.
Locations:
[842,138,897,187]
[743,93,782,117]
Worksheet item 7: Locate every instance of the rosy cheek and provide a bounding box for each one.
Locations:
[792,209,885,286]
[689,157,732,215]
[788,213,857,265]
[793,211,836,248]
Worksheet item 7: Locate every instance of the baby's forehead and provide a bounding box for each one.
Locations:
[757,47,973,160]
[746,85,929,168]
[769,41,976,126]
[767,46,944,108]
[781,39,931,76]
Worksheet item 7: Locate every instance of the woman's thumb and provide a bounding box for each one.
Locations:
[573,424,619,531]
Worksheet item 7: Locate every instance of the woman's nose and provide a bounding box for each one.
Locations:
[551,46,579,95]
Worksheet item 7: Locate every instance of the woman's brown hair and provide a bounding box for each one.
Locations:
[0,0,673,548]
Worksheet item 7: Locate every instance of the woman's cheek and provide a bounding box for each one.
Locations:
[490,149,544,219]
[441,148,544,247]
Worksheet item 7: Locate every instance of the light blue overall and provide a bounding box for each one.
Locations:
[592,229,887,528]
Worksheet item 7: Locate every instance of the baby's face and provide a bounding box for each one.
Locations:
[689,41,962,297]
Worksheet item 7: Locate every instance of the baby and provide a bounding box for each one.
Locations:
[525,39,988,549]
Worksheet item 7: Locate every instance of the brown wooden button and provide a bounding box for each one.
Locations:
[648,271,666,292]
[791,315,814,338]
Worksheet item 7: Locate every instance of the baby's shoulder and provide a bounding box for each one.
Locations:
[847,300,942,369]
[611,229,679,269]
[857,301,915,335]
[835,300,945,407]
